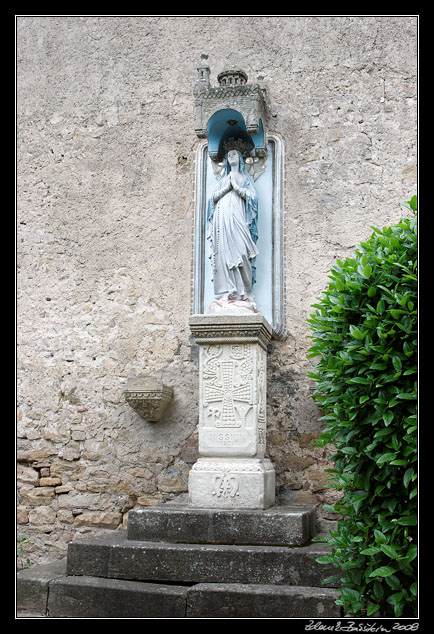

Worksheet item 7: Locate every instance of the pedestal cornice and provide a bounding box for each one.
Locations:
[189,313,272,350]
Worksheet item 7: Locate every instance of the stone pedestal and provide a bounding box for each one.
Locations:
[188,313,275,509]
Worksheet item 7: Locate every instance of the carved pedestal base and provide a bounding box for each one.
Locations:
[188,458,275,509]
[189,313,275,509]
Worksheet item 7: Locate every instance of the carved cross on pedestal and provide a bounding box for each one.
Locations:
[204,359,252,428]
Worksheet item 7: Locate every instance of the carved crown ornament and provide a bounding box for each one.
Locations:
[194,53,270,164]
[123,376,174,422]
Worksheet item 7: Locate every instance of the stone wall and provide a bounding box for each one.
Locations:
[17,15,417,566]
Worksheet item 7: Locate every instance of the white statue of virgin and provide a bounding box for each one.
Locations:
[206,147,259,313]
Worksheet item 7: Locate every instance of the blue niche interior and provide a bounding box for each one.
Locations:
[206,109,265,159]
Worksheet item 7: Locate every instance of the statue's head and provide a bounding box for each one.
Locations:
[227,148,241,170]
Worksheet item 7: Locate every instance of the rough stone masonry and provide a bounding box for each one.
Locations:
[17,15,417,566]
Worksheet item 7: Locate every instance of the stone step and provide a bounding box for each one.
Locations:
[48,575,191,618]
[186,583,341,618]
[66,530,337,587]
[17,560,341,618]
[16,558,67,616]
[127,502,315,546]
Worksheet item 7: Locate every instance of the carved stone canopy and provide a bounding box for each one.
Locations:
[194,54,268,161]
[123,376,173,422]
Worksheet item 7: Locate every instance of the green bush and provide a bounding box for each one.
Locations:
[307,197,417,617]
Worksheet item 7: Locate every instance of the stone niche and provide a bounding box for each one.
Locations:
[192,54,285,338]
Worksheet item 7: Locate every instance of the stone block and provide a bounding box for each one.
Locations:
[56,509,74,524]
[55,484,73,494]
[16,558,66,615]
[19,486,55,506]
[66,531,337,587]
[73,512,123,529]
[57,492,100,510]
[47,576,189,618]
[38,476,62,487]
[17,557,340,618]
[16,448,57,463]
[28,505,57,525]
[17,465,39,485]
[188,458,275,509]
[66,533,114,577]
[17,506,29,524]
[186,583,341,618]
[127,502,315,546]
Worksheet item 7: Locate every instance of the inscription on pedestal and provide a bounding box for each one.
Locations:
[212,472,240,499]
[199,343,266,457]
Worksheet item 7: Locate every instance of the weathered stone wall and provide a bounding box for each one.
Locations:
[17,15,417,566]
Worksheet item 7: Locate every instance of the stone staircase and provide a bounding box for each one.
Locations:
[17,500,341,618]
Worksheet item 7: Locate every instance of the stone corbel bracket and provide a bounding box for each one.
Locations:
[123,377,174,422]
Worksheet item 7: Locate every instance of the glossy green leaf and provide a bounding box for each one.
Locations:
[369,566,397,578]
[380,544,400,559]
[403,468,414,488]
[360,547,381,555]
[374,530,387,544]
[383,411,394,426]
[397,515,417,526]
[376,452,398,465]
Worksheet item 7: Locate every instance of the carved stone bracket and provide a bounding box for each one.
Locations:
[123,376,173,422]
